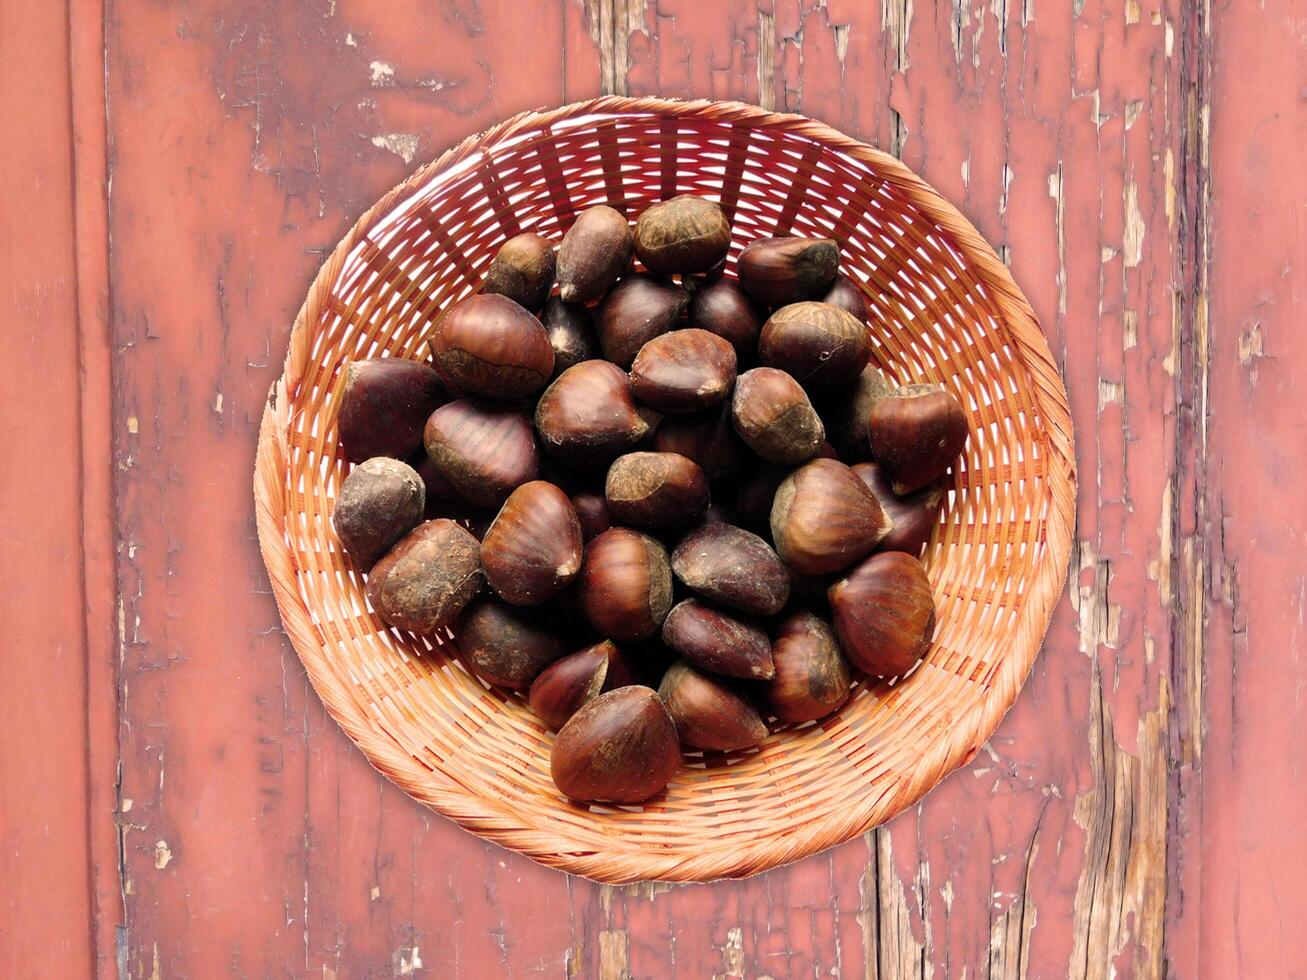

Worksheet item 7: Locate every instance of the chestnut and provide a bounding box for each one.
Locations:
[658,661,768,751]
[866,383,969,494]
[605,452,709,529]
[550,686,680,803]
[534,360,651,466]
[423,399,539,508]
[828,551,936,677]
[761,611,850,723]
[528,640,638,730]
[579,528,674,642]
[818,364,892,460]
[570,491,616,541]
[758,301,870,390]
[687,277,763,358]
[456,597,565,688]
[730,367,825,465]
[819,272,869,323]
[630,329,737,413]
[333,457,426,569]
[429,293,554,399]
[482,232,555,312]
[737,236,839,306]
[541,297,599,378]
[633,194,732,275]
[661,599,774,680]
[557,205,633,303]
[481,481,583,604]
[852,462,944,557]
[652,405,747,484]
[366,519,483,634]
[336,358,445,463]
[671,522,790,616]
[770,459,891,575]
[596,274,689,368]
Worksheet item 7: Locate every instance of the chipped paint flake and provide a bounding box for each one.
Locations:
[598,930,629,978]
[127,416,139,434]
[396,945,423,974]
[369,60,394,85]
[1125,99,1144,129]
[713,926,745,979]
[1048,167,1067,314]
[345,32,357,47]
[153,840,172,869]
[371,133,419,164]
[1124,182,1145,268]
[214,392,223,415]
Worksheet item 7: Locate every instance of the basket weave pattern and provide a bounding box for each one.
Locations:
[254,97,1075,883]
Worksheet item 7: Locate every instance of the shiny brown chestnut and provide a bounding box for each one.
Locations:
[819,272,869,323]
[481,481,583,604]
[429,293,554,400]
[456,597,565,688]
[596,274,690,368]
[336,358,445,463]
[818,364,892,460]
[671,522,790,616]
[570,491,616,541]
[557,205,633,303]
[758,301,870,390]
[828,551,936,677]
[366,519,484,634]
[770,458,892,575]
[541,297,599,378]
[334,457,426,569]
[630,329,737,414]
[731,367,826,465]
[866,383,969,494]
[528,640,638,730]
[659,661,768,751]
[852,462,944,557]
[423,398,539,508]
[652,405,747,484]
[534,361,651,466]
[762,611,851,723]
[687,277,763,358]
[482,232,556,312]
[579,528,674,642]
[550,686,680,803]
[605,452,709,529]
[633,194,732,275]
[661,599,774,680]
[737,236,839,306]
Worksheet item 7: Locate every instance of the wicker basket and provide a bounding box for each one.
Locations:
[254,97,1075,883]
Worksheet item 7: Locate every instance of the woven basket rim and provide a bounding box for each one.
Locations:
[254,96,1077,883]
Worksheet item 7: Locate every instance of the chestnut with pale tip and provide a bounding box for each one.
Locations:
[829,551,936,677]
[541,298,598,378]
[687,277,763,358]
[633,194,732,275]
[762,610,850,723]
[423,398,539,508]
[630,329,737,414]
[333,457,425,569]
[731,367,826,465]
[366,519,483,634]
[852,462,944,557]
[336,358,445,463]
[671,522,790,616]
[770,458,892,575]
[758,301,870,391]
[456,597,565,689]
[579,528,674,642]
[596,274,690,368]
[738,236,839,306]
[652,405,747,484]
[605,452,709,529]
[659,661,768,751]
[661,599,774,680]
[556,205,633,303]
[534,361,651,466]
[482,232,556,312]
[550,686,681,803]
[528,641,637,730]
[430,293,555,399]
[480,481,583,604]
[866,383,969,494]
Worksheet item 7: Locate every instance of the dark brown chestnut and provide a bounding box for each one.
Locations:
[550,686,680,803]
[579,528,674,642]
[630,328,737,414]
[605,452,709,529]
[596,275,689,368]
[633,194,732,275]
[687,277,763,358]
[429,293,554,399]
[659,661,768,751]
[852,462,945,557]
[366,519,484,634]
[423,398,539,508]
[770,459,891,575]
[737,236,839,306]
[456,597,565,688]
[652,405,747,484]
[762,611,850,723]
[819,272,869,323]
[557,205,633,303]
[866,383,969,494]
[336,358,445,463]
[731,367,826,465]
[818,364,892,460]
[482,232,556,312]
[334,457,426,569]
[758,301,870,390]
[481,481,583,604]
[828,551,936,677]
[534,360,651,466]
[570,491,616,541]
[661,599,774,680]
[541,297,599,378]
[671,522,790,616]
[528,640,638,730]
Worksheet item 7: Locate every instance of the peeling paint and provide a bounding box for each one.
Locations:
[370,133,419,164]
[1124,182,1145,268]
[153,840,172,870]
[369,60,394,86]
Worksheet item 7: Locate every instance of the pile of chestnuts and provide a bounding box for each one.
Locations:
[331,194,968,805]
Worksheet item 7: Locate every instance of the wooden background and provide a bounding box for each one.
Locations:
[3,0,1304,976]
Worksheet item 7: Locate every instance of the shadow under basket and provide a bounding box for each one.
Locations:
[254,97,1076,884]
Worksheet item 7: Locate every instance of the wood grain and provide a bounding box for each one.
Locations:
[1,0,1303,975]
